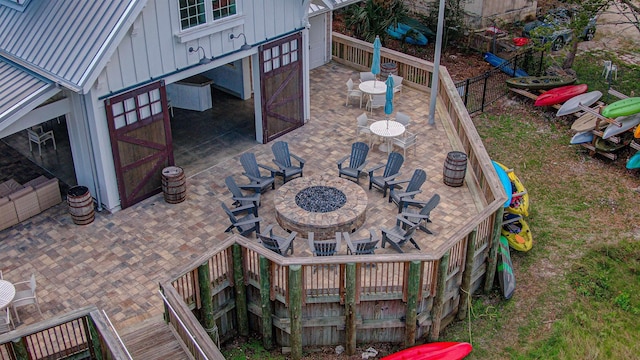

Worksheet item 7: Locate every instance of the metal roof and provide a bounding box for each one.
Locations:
[0,0,141,93]
[0,57,57,134]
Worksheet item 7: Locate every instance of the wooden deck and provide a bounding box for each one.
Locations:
[120,316,192,360]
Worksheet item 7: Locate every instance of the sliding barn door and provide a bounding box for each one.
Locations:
[105,81,174,209]
[260,32,304,143]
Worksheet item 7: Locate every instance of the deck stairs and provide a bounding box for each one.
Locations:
[119,315,192,360]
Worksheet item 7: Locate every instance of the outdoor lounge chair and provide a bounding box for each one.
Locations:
[225,176,261,211]
[308,232,342,257]
[271,141,305,183]
[240,152,276,193]
[366,94,385,114]
[368,151,404,197]
[346,78,363,107]
[360,71,376,82]
[11,274,43,323]
[343,229,379,255]
[401,194,441,234]
[257,224,296,256]
[337,142,369,183]
[221,202,262,238]
[380,215,421,253]
[388,169,427,213]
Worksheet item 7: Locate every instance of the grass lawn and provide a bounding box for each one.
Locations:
[440,49,640,359]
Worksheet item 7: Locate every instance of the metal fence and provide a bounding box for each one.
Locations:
[455,50,546,114]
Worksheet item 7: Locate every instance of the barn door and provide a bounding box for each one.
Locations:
[105,81,173,209]
[260,32,304,143]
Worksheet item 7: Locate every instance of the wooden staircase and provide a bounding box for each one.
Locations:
[119,315,193,360]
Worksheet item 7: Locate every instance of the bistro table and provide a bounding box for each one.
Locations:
[358,80,387,95]
[0,280,15,310]
[370,120,405,155]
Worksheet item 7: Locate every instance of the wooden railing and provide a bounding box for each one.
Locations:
[0,306,130,360]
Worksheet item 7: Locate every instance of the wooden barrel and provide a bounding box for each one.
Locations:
[381,62,398,78]
[162,166,186,204]
[67,186,95,225]
[443,151,468,187]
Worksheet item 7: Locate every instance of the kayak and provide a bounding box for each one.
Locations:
[556,90,603,117]
[636,125,640,138]
[534,84,588,107]
[497,235,516,300]
[386,23,428,45]
[570,131,594,144]
[492,160,512,208]
[594,136,630,152]
[602,113,640,139]
[627,151,640,169]
[506,76,576,90]
[502,212,533,252]
[495,162,529,217]
[381,342,473,360]
[601,97,640,118]
[483,52,529,78]
[571,112,608,133]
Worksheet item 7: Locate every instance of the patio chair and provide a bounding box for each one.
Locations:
[343,229,379,255]
[221,202,262,238]
[401,194,441,235]
[337,142,369,183]
[366,94,385,114]
[257,224,296,256]
[11,274,43,323]
[380,215,421,253]
[388,169,427,213]
[356,113,375,146]
[391,74,403,93]
[346,78,363,108]
[368,151,404,197]
[0,308,12,334]
[392,131,417,158]
[239,152,276,193]
[225,176,261,210]
[360,71,376,82]
[26,126,56,157]
[271,141,305,183]
[395,112,410,127]
[308,232,342,257]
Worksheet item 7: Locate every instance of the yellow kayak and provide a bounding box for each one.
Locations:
[495,162,530,217]
[502,213,533,252]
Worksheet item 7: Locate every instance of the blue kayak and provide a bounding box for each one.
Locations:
[627,151,640,169]
[484,52,529,77]
[386,23,428,46]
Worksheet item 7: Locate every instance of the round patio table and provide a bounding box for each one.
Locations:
[0,280,15,310]
[358,80,387,95]
[369,120,405,155]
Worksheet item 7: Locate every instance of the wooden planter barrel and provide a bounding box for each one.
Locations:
[443,151,468,187]
[67,186,95,225]
[381,62,398,79]
[162,166,186,204]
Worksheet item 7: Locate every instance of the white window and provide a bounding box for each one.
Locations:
[179,0,237,30]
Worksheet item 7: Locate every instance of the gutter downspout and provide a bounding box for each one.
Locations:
[81,95,103,212]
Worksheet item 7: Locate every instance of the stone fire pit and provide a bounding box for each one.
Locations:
[274,174,368,240]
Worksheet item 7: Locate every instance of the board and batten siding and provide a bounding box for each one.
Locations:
[98,0,309,96]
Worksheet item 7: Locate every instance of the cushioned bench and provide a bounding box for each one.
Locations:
[0,176,62,231]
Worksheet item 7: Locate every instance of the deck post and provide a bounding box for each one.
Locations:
[232,244,249,336]
[259,256,273,350]
[404,260,422,347]
[345,263,357,355]
[458,229,478,320]
[289,264,303,360]
[428,252,450,341]
[197,261,217,344]
[484,207,504,293]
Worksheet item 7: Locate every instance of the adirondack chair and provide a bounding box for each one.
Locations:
[343,229,379,255]
[225,176,260,211]
[257,224,296,256]
[337,142,369,183]
[308,232,342,272]
[368,151,404,197]
[239,152,276,193]
[401,194,441,234]
[380,215,421,253]
[388,169,427,213]
[221,202,262,238]
[271,141,305,183]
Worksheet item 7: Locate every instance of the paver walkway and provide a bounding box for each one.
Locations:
[0,62,478,335]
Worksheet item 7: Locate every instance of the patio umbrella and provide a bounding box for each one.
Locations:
[384,75,394,122]
[371,35,381,84]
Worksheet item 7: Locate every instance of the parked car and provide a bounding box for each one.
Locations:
[522,8,597,51]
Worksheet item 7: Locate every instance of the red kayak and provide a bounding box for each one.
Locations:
[534,84,588,107]
[381,342,473,360]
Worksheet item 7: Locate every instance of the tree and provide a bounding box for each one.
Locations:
[343,0,408,43]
